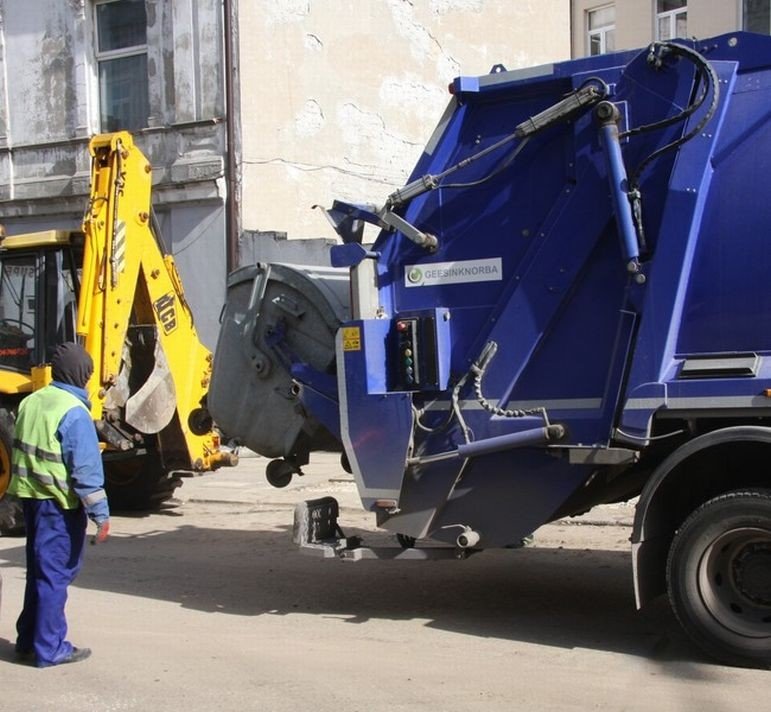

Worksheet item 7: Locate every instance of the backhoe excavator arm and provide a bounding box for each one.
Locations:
[78,131,233,473]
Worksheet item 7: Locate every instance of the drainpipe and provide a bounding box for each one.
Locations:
[223,0,241,273]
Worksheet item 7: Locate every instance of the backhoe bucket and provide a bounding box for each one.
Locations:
[105,326,176,434]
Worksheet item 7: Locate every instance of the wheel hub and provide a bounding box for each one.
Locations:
[698,526,771,639]
[732,542,771,607]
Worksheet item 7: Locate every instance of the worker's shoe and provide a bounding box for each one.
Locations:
[37,647,92,668]
[58,647,92,665]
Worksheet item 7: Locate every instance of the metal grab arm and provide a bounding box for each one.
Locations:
[387,79,608,209]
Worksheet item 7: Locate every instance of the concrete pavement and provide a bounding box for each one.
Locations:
[2,451,767,712]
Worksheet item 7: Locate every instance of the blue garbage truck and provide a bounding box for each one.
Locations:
[211,33,771,667]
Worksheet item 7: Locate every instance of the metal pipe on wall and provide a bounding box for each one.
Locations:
[223,0,241,274]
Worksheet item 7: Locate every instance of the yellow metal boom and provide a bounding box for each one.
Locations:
[79,131,231,472]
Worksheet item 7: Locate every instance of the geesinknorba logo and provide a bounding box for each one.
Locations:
[407,267,423,284]
[404,258,502,288]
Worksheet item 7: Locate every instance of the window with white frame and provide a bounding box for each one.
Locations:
[744,0,771,33]
[587,5,616,56]
[656,0,687,41]
[95,0,149,132]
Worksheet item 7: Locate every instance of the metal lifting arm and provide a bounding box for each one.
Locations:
[79,131,153,398]
[372,79,608,252]
[78,131,230,471]
[386,79,608,210]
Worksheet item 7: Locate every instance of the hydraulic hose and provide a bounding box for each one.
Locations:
[624,41,720,187]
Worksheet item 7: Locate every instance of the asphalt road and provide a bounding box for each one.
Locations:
[0,452,768,711]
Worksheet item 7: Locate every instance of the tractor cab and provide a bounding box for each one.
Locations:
[0,230,82,387]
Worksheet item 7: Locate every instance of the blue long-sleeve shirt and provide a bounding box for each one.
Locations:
[53,381,110,525]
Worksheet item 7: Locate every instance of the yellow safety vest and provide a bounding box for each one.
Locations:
[7,385,89,509]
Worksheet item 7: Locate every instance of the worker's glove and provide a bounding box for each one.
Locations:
[92,520,110,545]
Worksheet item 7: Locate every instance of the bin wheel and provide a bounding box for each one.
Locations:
[667,488,771,668]
[266,459,294,488]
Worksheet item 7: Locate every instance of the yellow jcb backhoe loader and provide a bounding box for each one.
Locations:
[0,131,236,533]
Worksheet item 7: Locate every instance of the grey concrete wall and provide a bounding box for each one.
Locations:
[239,231,337,268]
[154,202,227,349]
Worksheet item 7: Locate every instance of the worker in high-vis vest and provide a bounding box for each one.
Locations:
[8,342,110,667]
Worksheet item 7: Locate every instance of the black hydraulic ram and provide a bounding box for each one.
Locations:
[407,424,565,466]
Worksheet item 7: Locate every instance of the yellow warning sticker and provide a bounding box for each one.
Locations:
[342,326,361,351]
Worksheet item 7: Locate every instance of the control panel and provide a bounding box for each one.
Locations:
[390,314,439,391]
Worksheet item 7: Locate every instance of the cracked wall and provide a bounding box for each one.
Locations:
[240,0,571,238]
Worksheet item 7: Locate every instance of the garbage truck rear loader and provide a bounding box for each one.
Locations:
[211,34,771,667]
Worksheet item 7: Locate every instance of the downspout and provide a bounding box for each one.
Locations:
[223,0,241,273]
[0,11,14,201]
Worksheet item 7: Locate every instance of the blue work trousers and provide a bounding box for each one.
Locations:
[16,499,87,667]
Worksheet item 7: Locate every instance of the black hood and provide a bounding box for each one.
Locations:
[51,342,94,388]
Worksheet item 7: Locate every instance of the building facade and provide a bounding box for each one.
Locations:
[572,1,769,58]
[0,0,230,346]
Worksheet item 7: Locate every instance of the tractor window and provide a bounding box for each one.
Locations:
[44,248,80,360]
[0,254,38,372]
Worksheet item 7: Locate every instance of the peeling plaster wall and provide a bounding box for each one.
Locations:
[0,0,226,197]
[0,0,80,145]
[240,0,571,239]
[0,0,228,346]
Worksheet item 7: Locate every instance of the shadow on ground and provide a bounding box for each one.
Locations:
[0,515,706,671]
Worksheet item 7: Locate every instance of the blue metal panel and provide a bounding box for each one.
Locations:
[336,321,413,509]
[619,59,740,439]
[679,74,771,353]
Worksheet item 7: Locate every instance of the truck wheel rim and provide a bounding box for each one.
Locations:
[698,526,771,639]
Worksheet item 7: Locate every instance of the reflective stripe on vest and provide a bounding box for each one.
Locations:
[8,385,89,509]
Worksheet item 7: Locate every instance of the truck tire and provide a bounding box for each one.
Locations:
[103,452,182,511]
[0,407,24,535]
[667,489,771,668]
